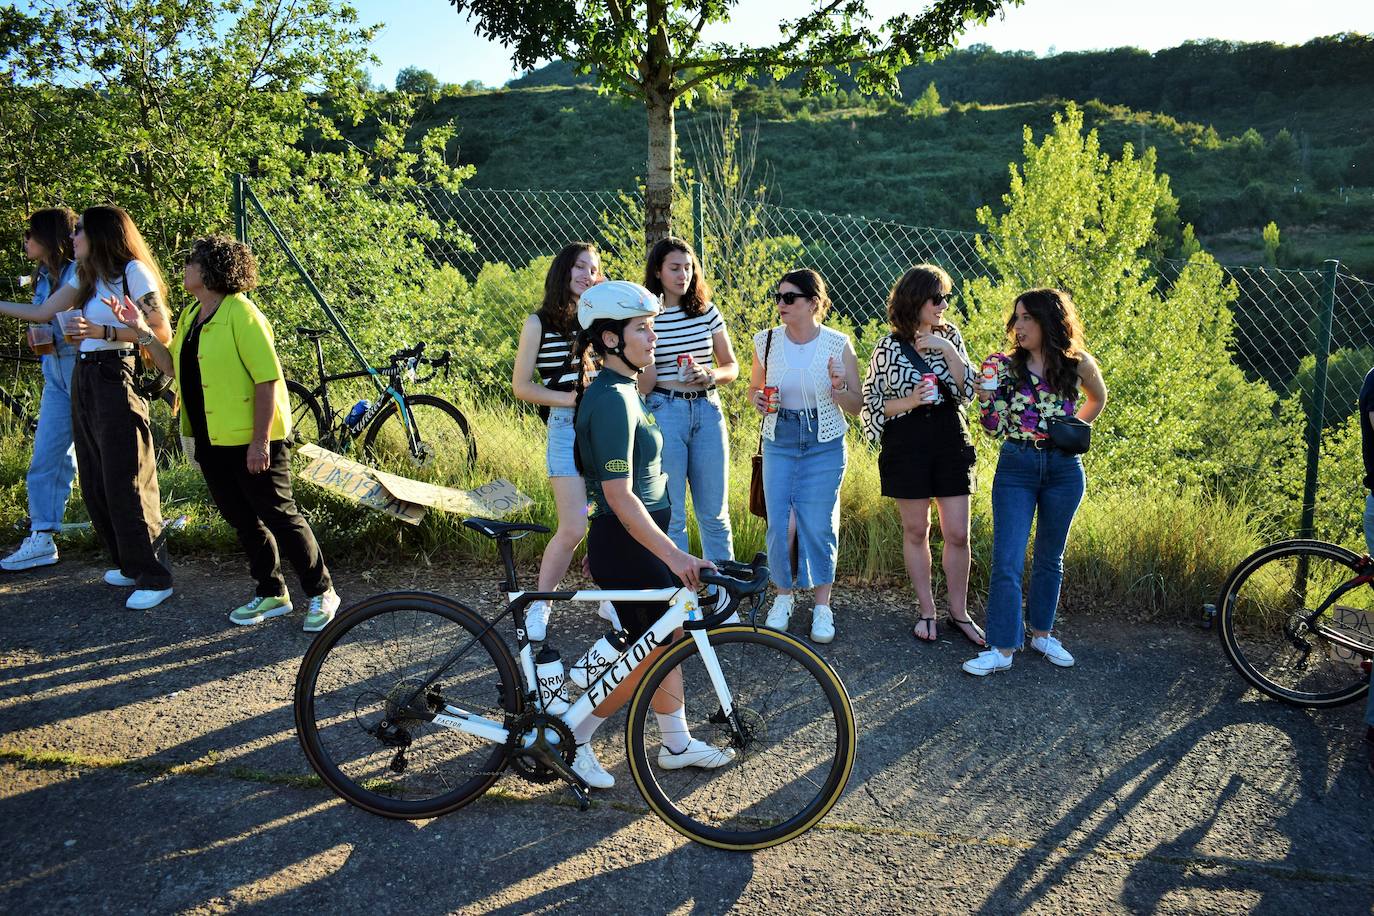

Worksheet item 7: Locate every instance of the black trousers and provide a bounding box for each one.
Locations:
[197,439,332,599]
[71,354,173,589]
[587,506,677,641]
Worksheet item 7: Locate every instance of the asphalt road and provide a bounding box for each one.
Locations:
[2,558,1371,914]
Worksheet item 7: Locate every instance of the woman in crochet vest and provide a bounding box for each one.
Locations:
[749,269,862,643]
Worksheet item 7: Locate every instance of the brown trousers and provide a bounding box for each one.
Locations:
[71,353,173,589]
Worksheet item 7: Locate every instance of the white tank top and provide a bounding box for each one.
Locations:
[778,333,821,409]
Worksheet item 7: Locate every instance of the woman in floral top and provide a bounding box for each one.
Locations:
[963,288,1107,677]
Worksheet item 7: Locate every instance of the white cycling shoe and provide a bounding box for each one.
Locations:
[572,743,614,788]
[658,738,736,770]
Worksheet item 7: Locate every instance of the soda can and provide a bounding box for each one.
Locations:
[762,385,779,413]
[677,352,695,371]
[921,373,940,404]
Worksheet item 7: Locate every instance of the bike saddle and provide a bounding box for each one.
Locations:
[296,326,330,340]
[462,518,551,539]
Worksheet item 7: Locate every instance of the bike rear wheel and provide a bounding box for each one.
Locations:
[1218,539,1374,708]
[285,379,325,449]
[294,591,521,819]
[362,393,476,482]
[624,626,856,851]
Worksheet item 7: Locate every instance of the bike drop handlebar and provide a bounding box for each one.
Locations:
[686,552,770,629]
[387,342,452,383]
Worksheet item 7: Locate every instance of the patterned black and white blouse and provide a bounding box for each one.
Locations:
[860,322,977,444]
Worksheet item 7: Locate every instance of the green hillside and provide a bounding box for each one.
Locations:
[385,36,1374,273]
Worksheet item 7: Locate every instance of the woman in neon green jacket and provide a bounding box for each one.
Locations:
[113,235,340,632]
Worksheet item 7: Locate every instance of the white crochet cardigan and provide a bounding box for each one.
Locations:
[753,324,852,443]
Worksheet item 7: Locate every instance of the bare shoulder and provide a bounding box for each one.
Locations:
[1076,350,1101,374]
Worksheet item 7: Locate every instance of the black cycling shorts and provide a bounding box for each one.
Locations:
[587,506,678,641]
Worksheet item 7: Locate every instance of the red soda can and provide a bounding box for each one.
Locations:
[762,385,779,413]
[921,372,940,404]
[677,353,695,371]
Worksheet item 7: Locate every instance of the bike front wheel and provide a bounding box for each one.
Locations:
[294,591,522,819]
[624,626,856,851]
[1218,539,1374,708]
[362,393,476,483]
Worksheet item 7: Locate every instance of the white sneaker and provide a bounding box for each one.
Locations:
[962,648,1013,677]
[127,587,174,610]
[303,589,341,632]
[526,600,551,642]
[1,532,58,571]
[764,594,794,630]
[572,743,614,789]
[596,600,621,631]
[810,604,835,644]
[1031,634,1075,668]
[103,569,136,587]
[658,738,737,770]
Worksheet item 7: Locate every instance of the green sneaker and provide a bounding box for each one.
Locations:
[229,594,293,626]
[303,589,341,633]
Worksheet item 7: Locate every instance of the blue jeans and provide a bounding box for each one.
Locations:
[985,440,1086,650]
[27,351,79,531]
[1363,495,1374,727]
[645,390,735,563]
[762,409,845,590]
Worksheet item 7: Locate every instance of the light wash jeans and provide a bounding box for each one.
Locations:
[1363,495,1374,727]
[985,439,1086,651]
[645,390,735,563]
[762,409,845,590]
[27,350,79,531]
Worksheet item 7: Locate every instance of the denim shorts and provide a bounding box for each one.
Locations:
[546,406,579,477]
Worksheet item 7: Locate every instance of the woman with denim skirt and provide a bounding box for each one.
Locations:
[511,242,617,642]
[640,238,740,565]
[962,288,1107,676]
[1,208,79,571]
[750,269,863,643]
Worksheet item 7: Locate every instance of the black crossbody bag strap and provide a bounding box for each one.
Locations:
[891,333,953,403]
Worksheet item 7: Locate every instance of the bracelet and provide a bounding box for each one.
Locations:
[137,331,154,346]
[103,325,113,342]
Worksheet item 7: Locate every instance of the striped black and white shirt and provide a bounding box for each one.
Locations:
[651,304,726,381]
[535,320,579,390]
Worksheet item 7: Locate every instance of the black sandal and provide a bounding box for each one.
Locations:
[912,616,937,643]
[946,615,986,647]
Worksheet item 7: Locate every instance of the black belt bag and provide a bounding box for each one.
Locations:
[1045,415,1092,455]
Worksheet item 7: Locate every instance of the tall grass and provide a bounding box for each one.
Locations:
[0,398,1338,619]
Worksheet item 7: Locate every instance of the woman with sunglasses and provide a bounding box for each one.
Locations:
[640,238,740,566]
[1,208,79,572]
[860,265,983,647]
[749,269,862,643]
[0,205,175,608]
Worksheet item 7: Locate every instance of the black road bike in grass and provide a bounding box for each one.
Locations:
[284,326,476,479]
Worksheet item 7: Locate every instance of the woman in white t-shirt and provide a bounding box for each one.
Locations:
[0,205,175,608]
[639,237,740,565]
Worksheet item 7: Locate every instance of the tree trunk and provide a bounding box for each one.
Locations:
[644,84,675,248]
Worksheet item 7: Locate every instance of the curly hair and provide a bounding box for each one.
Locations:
[1006,288,1085,398]
[187,234,259,294]
[887,264,952,341]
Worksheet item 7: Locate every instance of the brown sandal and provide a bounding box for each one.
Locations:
[912,616,937,643]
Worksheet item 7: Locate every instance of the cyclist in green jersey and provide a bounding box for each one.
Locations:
[569,280,735,788]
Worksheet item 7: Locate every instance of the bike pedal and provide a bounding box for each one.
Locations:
[568,782,591,812]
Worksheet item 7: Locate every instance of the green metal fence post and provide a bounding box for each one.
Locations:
[1298,259,1340,539]
[232,174,247,243]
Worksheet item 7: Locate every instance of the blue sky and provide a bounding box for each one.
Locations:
[356,0,1373,89]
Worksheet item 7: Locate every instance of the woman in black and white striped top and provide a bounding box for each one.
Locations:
[512,242,616,640]
[640,237,740,564]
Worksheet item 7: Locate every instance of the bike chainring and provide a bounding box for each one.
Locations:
[507,712,577,785]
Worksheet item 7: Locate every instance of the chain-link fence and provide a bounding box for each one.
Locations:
[235,177,1374,553]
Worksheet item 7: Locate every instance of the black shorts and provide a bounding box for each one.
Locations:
[878,406,977,500]
[587,506,678,641]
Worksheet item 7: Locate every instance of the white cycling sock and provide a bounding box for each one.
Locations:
[573,712,607,745]
[655,706,691,754]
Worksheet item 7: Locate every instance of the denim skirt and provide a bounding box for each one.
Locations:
[546,406,579,477]
[762,408,846,590]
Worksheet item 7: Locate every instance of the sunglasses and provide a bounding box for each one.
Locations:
[929,294,951,305]
[774,291,809,305]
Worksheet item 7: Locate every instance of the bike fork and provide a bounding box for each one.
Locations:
[690,629,747,744]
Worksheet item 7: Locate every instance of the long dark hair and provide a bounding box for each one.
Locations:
[644,237,710,317]
[570,317,629,475]
[75,206,168,318]
[888,263,952,340]
[538,242,598,336]
[27,207,76,288]
[1006,288,1084,398]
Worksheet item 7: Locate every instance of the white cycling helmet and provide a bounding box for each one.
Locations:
[577,280,660,330]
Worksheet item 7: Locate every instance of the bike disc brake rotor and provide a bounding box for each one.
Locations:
[508,713,577,785]
[711,705,767,756]
[409,441,436,469]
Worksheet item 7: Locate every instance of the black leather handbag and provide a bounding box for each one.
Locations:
[1046,415,1092,455]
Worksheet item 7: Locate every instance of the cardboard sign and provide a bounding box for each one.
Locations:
[1326,604,1374,669]
[294,444,532,524]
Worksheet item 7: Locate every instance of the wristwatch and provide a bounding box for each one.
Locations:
[137,331,155,346]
